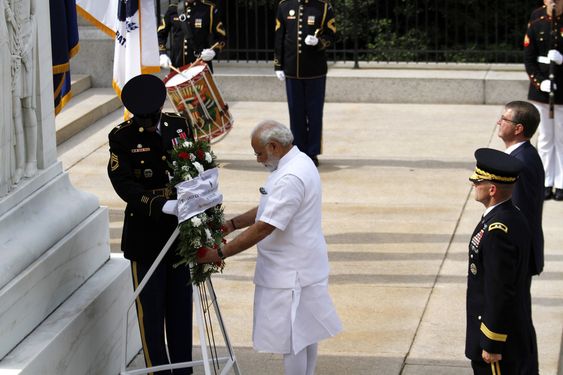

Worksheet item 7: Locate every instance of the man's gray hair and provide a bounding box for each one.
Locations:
[252,120,294,146]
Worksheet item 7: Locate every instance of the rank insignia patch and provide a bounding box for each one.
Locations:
[488,222,508,233]
[110,153,119,171]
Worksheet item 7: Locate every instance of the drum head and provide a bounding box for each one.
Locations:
[164,64,207,87]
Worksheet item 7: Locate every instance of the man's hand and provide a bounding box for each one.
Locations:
[162,200,178,216]
[159,54,172,68]
[304,35,319,46]
[200,48,216,62]
[275,70,285,81]
[482,350,502,364]
[548,49,563,65]
[196,246,222,264]
[540,79,557,93]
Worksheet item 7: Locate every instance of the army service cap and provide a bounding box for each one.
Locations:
[469,148,523,184]
[121,74,167,116]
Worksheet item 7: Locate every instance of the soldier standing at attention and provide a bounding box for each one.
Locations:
[274,0,336,167]
[158,0,226,71]
[107,74,193,374]
[524,0,563,201]
[466,148,535,374]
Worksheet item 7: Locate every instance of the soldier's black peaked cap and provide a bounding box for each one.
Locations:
[121,74,167,116]
[469,148,523,184]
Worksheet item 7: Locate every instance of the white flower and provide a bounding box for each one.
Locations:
[192,239,201,248]
[183,141,193,149]
[205,152,212,163]
[191,216,202,227]
[181,165,189,171]
[183,173,192,181]
[193,162,204,174]
[172,161,177,166]
[189,153,196,161]
[205,228,212,241]
[204,264,214,272]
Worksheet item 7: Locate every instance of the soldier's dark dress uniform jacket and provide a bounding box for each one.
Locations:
[108,113,192,262]
[157,0,226,69]
[274,0,336,79]
[465,200,534,370]
[524,5,563,104]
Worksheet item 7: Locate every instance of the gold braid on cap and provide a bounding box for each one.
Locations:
[470,167,517,183]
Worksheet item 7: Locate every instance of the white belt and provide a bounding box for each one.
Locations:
[538,56,550,64]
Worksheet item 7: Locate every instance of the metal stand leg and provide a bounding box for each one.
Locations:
[120,227,241,375]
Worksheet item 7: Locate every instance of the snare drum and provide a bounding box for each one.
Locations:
[163,63,233,143]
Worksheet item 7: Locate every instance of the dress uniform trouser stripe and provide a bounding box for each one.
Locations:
[490,361,501,375]
[131,261,154,373]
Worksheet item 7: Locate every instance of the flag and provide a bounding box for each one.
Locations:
[76,0,159,102]
[50,0,80,115]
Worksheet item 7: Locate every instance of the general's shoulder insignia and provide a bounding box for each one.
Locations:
[488,222,508,234]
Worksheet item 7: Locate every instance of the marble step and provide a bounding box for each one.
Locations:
[55,87,122,145]
[71,73,91,97]
[0,256,142,375]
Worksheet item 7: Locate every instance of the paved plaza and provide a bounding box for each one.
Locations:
[58,101,563,374]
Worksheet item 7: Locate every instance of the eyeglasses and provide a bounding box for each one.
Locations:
[499,116,519,125]
[254,142,272,157]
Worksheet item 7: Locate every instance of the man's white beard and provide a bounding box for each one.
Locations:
[264,155,280,172]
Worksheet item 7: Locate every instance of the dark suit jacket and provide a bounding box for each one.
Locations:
[510,141,545,275]
[107,113,192,262]
[465,200,533,365]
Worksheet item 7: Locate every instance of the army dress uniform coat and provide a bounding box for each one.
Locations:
[274,0,336,79]
[107,112,192,262]
[524,5,563,104]
[158,0,226,69]
[465,200,534,369]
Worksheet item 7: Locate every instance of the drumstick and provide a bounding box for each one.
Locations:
[169,41,225,74]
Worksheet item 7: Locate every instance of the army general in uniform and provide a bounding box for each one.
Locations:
[107,74,194,374]
[466,148,535,374]
[158,0,226,71]
[274,0,336,166]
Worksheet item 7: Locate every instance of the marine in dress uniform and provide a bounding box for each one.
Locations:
[524,1,563,201]
[107,74,193,374]
[274,0,336,166]
[466,148,535,375]
[158,0,226,70]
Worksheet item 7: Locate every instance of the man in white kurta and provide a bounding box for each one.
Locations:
[198,119,341,375]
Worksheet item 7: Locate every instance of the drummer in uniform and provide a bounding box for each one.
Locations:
[158,0,227,71]
[466,148,535,374]
[107,74,194,374]
[274,0,336,167]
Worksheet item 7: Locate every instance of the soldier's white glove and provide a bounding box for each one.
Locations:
[162,200,178,216]
[275,70,285,81]
[159,54,172,68]
[200,48,216,61]
[548,49,563,65]
[304,35,319,46]
[540,79,557,92]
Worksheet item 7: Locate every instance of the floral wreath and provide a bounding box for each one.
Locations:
[169,134,225,285]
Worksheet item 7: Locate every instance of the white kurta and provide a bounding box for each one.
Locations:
[252,146,342,354]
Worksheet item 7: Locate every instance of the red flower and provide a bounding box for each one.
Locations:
[196,149,205,160]
[178,151,189,160]
[197,247,207,258]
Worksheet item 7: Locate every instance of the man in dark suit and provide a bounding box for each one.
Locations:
[497,100,544,374]
[107,74,193,374]
[466,148,535,374]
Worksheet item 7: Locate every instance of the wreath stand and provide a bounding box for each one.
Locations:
[120,227,241,375]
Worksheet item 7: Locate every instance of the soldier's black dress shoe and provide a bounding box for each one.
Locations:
[555,188,563,201]
[545,187,554,200]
